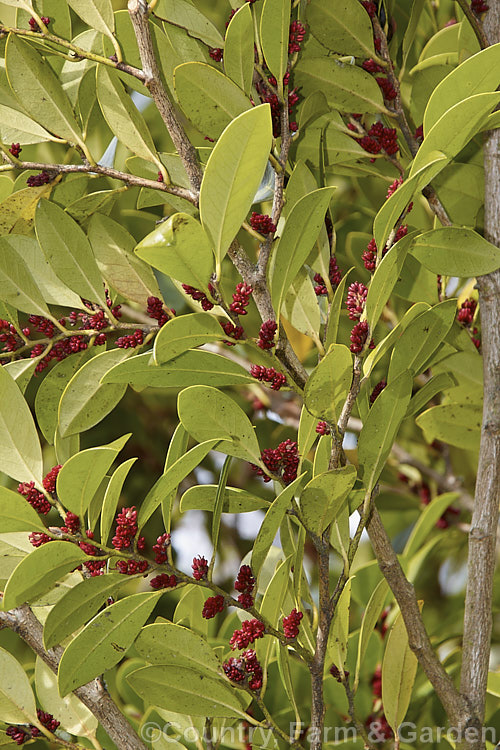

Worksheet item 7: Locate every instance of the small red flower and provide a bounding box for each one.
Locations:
[282,608,303,638]
[202,594,226,619]
[192,555,209,580]
[230,619,265,650]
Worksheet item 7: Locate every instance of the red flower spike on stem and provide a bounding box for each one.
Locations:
[330,663,349,683]
[220,320,245,346]
[42,464,62,494]
[192,556,209,580]
[316,421,330,435]
[250,213,276,235]
[229,282,253,315]
[27,170,52,187]
[251,439,299,485]
[153,532,171,564]
[209,47,223,61]
[150,573,177,589]
[350,320,375,354]
[229,619,265,650]
[288,20,306,54]
[9,143,21,157]
[17,481,51,515]
[62,512,80,534]
[250,365,286,390]
[282,608,303,638]
[112,506,138,550]
[147,296,171,326]
[182,284,214,312]
[28,532,52,548]
[346,281,368,321]
[116,559,148,575]
[457,298,477,327]
[369,380,386,405]
[257,319,277,350]
[202,594,226,619]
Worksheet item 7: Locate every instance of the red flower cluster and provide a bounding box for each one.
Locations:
[365,714,393,741]
[375,77,397,101]
[316,421,330,436]
[220,320,245,346]
[369,380,386,404]
[9,142,21,157]
[386,177,403,198]
[182,284,214,311]
[471,0,489,12]
[257,319,277,350]
[28,16,50,30]
[362,1,377,17]
[230,282,253,315]
[28,532,52,548]
[61,512,80,534]
[116,330,144,348]
[282,608,303,638]
[209,47,223,61]
[147,296,171,327]
[223,649,263,691]
[256,75,299,137]
[234,564,255,609]
[250,365,287,390]
[117,559,148,575]
[371,664,382,697]
[252,439,299,485]
[250,212,276,235]
[346,281,368,321]
[313,256,343,296]
[350,320,375,354]
[192,555,209,580]
[112,506,138,550]
[42,464,62,494]
[330,663,349,683]
[457,298,477,326]
[359,121,399,156]
[202,594,226,619]
[363,225,407,272]
[6,710,59,746]
[229,618,265,649]
[17,481,51,515]
[362,59,384,74]
[153,532,171,564]
[27,170,52,187]
[0,320,21,353]
[150,573,177,589]
[288,20,306,54]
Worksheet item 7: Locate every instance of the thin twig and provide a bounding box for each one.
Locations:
[454,0,489,48]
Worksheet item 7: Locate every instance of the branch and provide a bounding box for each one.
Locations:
[309,533,332,750]
[459,8,500,743]
[0,605,148,750]
[366,506,472,728]
[128,0,203,192]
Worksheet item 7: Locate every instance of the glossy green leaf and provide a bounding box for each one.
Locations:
[365,234,413,329]
[388,300,456,382]
[294,57,387,114]
[257,556,292,671]
[300,466,357,536]
[252,475,305,578]
[363,303,429,376]
[199,105,272,265]
[307,0,375,58]
[0,103,61,144]
[35,658,98,737]
[270,187,336,313]
[382,609,420,733]
[135,622,221,675]
[154,313,228,364]
[0,236,51,317]
[324,273,350,349]
[174,62,250,139]
[102,350,255,388]
[260,0,290,90]
[416,403,481,449]
[58,349,131,437]
[224,4,254,95]
[43,574,129,650]
[35,199,106,307]
[161,423,189,532]
[3,358,37,394]
[155,0,223,47]
[282,269,321,339]
[3,542,89,610]
[0,365,43,484]
[135,213,214,293]
[96,66,161,167]
[411,227,500,276]
[404,493,460,559]
[405,372,457,419]
[67,0,114,38]
[180,485,268,513]
[101,458,137,546]
[127,665,247,719]
[58,592,162,696]
[327,578,351,670]
[0,647,37,724]
[358,371,413,493]
[5,34,84,148]
[354,578,389,690]
[298,404,320,460]
[0,486,48,533]
[138,439,220,529]
[424,43,500,133]
[304,344,352,424]
[313,434,332,478]
[0,182,53,235]
[178,385,261,463]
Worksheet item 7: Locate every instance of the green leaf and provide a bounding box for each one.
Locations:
[0,486,48,533]
[3,358,37,394]
[58,349,131,437]
[294,57,387,114]
[304,344,352,424]
[298,405,319,461]
[404,493,460,559]
[382,609,420,733]
[135,622,221,675]
[161,423,189,532]
[199,105,272,265]
[300,466,357,536]
[252,474,306,578]
[0,365,43,484]
[0,647,37,724]
[127,665,247,719]
[67,0,114,38]
[43,574,128,650]
[65,188,123,223]
[424,43,500,133]
[155,0,223,47]
[58,592,162,696]
[282,269,321,339]
[257,556,292,671]
[56,443,124,517]
[101,458,137,546]
[0,183,53,235]
[180,486,268,513]
[101,350,255,388]
[35,199,106,307]
[365,234,413,329]
[416,403,481,450]
[178,385,261,463]
[138,439,219,529]
[154,313,227,365]
[363,303,429,377]
[5,34,84,148]
[135,213,214,292]
[260,0,290,92]
[35,658,98,737]
[96,66,161,167]
[88,214,160,307]
[0,103,61,144]
[3,542,89,610]
[324,273,350,349]
[306,0,375,58]
[270,187,336,313]
[174,62,250,139]
[405,372,457,419]
[327,578,351,670]
[224,4,254,95]
[411,227,500,276]
[358,371,413,493]
[354,579,389,690]
[0,236,51,317]
[388,300,456,382]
